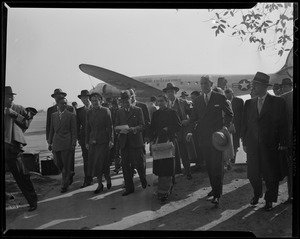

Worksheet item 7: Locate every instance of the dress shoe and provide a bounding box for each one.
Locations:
[250,197,259,206]
[263,202,273,211]
[211,197,220,205]
[141,179,147,189]
[28,203,37,212]
[207,190,214,197]
[94,184,104,194]
[80,182,91,188]
[122,190,134,196]
[61,188,67,193]
[187,174,192,180]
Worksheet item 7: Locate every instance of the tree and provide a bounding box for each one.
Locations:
[207,3,294,57]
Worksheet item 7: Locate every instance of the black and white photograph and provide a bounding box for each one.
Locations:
[2,2,296,237]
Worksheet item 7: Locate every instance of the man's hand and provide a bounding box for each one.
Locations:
[162,127,168,131]
[186,133,193,142]
[109,141,114,149]
[243,146,247,153]
[86,144,89,150]
[48,144,52,151]
[182,120,189,127]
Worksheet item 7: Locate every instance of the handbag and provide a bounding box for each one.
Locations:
[151,137,175,160]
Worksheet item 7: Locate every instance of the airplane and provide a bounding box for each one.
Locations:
[79,48,293,102]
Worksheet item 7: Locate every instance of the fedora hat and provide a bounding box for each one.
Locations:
[212,127,231,151]
[281,78,292,86]
[252,72,272,86]
[25,107,38,117]
[163,83,179,93]
[51,88,67,98]
[78,89,90,99]
[120,90,131,100]
[5,86,16,95]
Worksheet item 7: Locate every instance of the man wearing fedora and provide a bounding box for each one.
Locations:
[280,78,293,203]
[242,72,288,211]
[164,82,196,180]
[48,96,77,193]
[4,86,38,211]
[46,89,76,184]
[115,90,147,196]
[187,75,233,205]
[76,90,92,188]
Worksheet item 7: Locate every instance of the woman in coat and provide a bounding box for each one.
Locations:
[86,93,114,194]
[150,94,181,203]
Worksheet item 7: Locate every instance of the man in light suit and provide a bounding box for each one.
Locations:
[76,90,92,188]
[187,76,233,205]
[225,88,244,163]
[4,86,38,212]
[48,96,77,193]
[46,89,76,184]
[115,90,147,196]
[241,72,288,211]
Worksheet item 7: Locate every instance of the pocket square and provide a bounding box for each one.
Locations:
[214,104,220,107]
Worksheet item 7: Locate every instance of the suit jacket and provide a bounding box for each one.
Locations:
[76,106,91,145]
[241,94,288,181]
[4,103,31,147]
[46,104,75,141]
[136,101,150,139]
[48,110,77,151]
[85,107,113,145]
[115,106,145,149]
[170,98,192,142]
[231,97,244,137]
[190,91,233,147]
[281,91,293,148]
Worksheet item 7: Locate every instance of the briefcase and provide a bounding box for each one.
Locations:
[21,151,40,173]
[41,155,60,176]
[151,139,175,161]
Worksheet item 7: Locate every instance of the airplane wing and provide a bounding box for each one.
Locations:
[79,64,163,97]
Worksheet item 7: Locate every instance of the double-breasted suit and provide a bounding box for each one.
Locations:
[190,91,233,198]
[115,106,147,192]
[48,110,77,189]
[241,94,288,202]
[85,107,113,179]
[46,104,76,177]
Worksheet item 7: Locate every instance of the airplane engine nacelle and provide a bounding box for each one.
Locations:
[102,84,120,97]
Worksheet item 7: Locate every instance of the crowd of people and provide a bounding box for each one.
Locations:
[4,71,293,212]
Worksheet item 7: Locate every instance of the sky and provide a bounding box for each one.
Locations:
[5,6,293,110]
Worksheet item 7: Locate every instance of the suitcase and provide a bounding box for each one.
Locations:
[41,155,60,176]
[21,151,40,173]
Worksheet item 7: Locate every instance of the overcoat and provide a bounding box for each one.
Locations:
[241,94,288,181]
[76,106,90,145]
[231,96,244,149]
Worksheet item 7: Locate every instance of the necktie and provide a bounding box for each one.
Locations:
[59,111,62,120]
[258,98,263,114]
[205,94,208,105]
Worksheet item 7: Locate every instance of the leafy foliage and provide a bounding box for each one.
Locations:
[208,3,293,56]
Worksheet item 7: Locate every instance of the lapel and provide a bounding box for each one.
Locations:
[202,91,215,116]
[259,94,271,119]
[57,110,68,131]
[251,97,259,120]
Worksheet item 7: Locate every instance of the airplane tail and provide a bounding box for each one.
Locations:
[275,48,293,77]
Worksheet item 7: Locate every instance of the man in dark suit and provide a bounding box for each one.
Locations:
[225,88,244,163]
[241,72,288,211]
[164,83,196,180]
[76,90,92,188]
[48,96,77,193]
[4,86,38,212]
[46,89,76,183]
[187,75,233,205]
[115,90,147,196]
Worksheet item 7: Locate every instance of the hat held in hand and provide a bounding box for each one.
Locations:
[212,127,231,151]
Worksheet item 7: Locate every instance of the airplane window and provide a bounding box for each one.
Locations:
[180,82,183,85]
[195,82,198,85]
[157,83,160,86]
[187,82,190,85]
